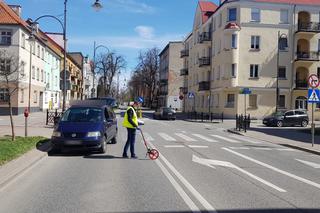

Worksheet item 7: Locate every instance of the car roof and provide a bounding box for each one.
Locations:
[69,100,112,109]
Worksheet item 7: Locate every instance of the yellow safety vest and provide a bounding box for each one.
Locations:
[122,106,138,129]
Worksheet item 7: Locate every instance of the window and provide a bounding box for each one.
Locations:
[279,37,288,51]
[36,68,39,81]
[250,64,259,78]
[37,45,40,57]
[249,94,257,108]
[21,33,25,48]
[0,59,11,73]
[279,95,285,108]
[213,18,216,31]
[41,69,44,82]
[280,9,288,23]
[33,90,37,103]
[251,36,260,50]
[285,111,294,116]
[55,76,58,86]
[228,8,237,21]
[318,67,320,78]
[41,48,44,59]
[20,89,24,103]
[0,88,9,102]
[231,64,237,77]
[32,66,35,79]
[219,13,222,27]
[0,30,12,45]
[278,67,286,79]
[217,66,220,80]
[226,94,235,108]
[20,61,25,77]
[318,39,320,52]
[251,8,260,22]
[231,34,237,48]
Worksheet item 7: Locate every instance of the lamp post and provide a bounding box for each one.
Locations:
[31,0,102,111]
[276,31,288,113]
[92,41,110,98]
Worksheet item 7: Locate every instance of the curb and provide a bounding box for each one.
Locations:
[227,128,320,155]
[0,149,47,189]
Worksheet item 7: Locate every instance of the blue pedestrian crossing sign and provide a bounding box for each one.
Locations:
[136,96,144,103]
[308,88,320,103]
[188,92,195,99]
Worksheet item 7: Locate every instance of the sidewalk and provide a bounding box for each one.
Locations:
[228,120,320,155]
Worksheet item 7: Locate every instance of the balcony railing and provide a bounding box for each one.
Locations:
[180,68,189,76]
[298,22,320,33]
[295,80,308,89]
[198,81,210,91]
[199,32,212,43]
[199,57,211,67]
[296,51,320,61]
[180,49,189,58]
[179,87,188,94]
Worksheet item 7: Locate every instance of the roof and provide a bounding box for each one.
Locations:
[254,0,320,6]
[159,41,183,56]
[198,1,218,24]
[0,1,28,27]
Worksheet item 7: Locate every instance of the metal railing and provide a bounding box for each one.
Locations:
[199,57,211,66]
[46,109,63,125]
[298,22,320,32]
[296,51,320,61]
[236,114,251,132]
[187,112,224,123]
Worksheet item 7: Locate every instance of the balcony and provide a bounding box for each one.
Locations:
[180,68,188,76]
[160,79,168,85]
[199,32,211,43]
[198,81,210,91]
[180,49,189,58]
[199,57,211,67]
[296,51,319,61]
[297,22,320,33]
[295,80,308,89]
[179,87,188,94]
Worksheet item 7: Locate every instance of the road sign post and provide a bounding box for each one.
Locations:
[308,88,320,147]
[240,88,252,116]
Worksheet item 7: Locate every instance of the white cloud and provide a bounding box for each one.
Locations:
[134,26,154,39]
[108,0,155,14]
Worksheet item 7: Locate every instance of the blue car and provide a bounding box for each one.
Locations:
[50,102,117,154]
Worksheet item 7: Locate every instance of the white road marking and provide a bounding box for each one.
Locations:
[253,148,272,151]
[158,133,177,141]
[211,135,240,143]
[276,148,300,152]
[154,155,200,212]
[223,148,320,190]
[143,132,154,141]
[188,145,208,148]
[229,135,261,144]
[192,155,286,192]
[164,145,185,148]
[204,124,211,127]
[296,159,320,169]
[175,133,197,142]
[181,131,187,133]
[229,147,250,150]
[192,134,218,142]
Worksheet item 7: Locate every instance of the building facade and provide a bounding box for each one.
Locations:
[183,0,320,119]
[158,41,184,110]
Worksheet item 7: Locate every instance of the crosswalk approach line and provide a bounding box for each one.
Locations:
[175,133,197,142]
[211,135,241,143]
[158,133,177,141]
[192,134,218,142]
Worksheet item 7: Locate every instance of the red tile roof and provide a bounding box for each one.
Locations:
[254,0,320,6]
[0,1,28,27]
[199,1,218,24]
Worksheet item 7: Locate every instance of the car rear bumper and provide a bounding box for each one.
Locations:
[51,137,104,151]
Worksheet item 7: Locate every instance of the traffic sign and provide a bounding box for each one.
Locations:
[240,88,252,95]
[308,88,320,103]
[188,92,195,99]
[308,74,320,88]
[136,96,144,103]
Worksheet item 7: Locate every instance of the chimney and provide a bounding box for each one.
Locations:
[8,5,22,17]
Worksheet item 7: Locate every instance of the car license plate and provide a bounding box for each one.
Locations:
[168,113,172,115]
[65,140,82,145]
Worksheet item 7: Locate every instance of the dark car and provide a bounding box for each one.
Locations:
[153,107,176,120]
[50,102,117,154]
[89,97,118,108]
[263,110,309,127]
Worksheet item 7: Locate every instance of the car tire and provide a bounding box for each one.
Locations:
[48,147,60,156]
[276,121,283,127]
[99,136,107,154]
[301,120,308,127]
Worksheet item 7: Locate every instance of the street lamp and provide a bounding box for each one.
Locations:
[92,41,110,98]
[276,31,288,113]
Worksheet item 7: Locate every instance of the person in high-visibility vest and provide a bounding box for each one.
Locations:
[122,101,140,158]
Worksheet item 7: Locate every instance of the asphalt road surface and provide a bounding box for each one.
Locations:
[1,114,320,213]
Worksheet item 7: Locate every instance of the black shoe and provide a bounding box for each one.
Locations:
[131,155,138,159]
[122,154,128,158]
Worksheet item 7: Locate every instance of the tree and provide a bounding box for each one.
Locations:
[130,47,160,107]
[0,50,25,141]
[96,52,126,97]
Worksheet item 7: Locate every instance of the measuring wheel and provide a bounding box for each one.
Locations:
[148,149,159,160]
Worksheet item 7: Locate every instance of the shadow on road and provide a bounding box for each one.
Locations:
[97,209,320,213]
[83,155,125,159]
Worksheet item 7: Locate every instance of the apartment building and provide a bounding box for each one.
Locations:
[0,2,61,115]
[158,41,184,110]
[183,0,320,119]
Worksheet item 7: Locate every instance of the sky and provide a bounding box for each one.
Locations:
[6,0,220,82]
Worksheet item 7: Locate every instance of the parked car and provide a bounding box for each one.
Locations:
[153,107,176,120]
[262,110,309,127]
[88,97,118,109]
[50,101,117,154]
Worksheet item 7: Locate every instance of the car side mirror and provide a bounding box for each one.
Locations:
[53,116,60,125]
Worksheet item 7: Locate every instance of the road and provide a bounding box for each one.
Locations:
[1,114,320,213]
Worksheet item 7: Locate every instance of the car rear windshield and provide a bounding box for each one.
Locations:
[163,108,173,113]
[61,107,103,122]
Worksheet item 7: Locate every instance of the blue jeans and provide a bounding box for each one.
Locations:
[123,128,136,157]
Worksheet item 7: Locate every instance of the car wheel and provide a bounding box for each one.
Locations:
[276,121,283,127]
[99,136,107,154]
[48,146,60,156]
[301,120,308,127]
